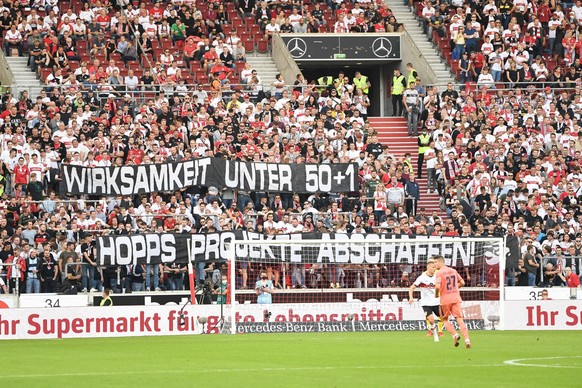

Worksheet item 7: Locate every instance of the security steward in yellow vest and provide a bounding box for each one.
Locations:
[407,63,418,85]
[353,71,371,94]
[100,289,113,306]
[417,127,431,179]
[317,75,334,91]
[391,69,406,116]
[333,71,345,89]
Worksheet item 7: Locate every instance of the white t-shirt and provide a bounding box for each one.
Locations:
[413,271,440,306]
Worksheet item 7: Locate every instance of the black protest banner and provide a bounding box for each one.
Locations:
[60,158,358,195]
[96,232,502,266]
[505,234,520,270]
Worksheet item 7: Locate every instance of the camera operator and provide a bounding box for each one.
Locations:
[213,273,228,304]
[255,270,274,304]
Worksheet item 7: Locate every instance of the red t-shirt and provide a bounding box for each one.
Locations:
[567,273,581,288]
[127,148,145,164]
[95,15,111,29]
[14,164,30,184]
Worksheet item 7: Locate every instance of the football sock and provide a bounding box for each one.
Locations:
[443,320,457,336]
[459,321,470,340]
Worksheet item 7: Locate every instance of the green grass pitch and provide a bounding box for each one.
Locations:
[1,331,581,387]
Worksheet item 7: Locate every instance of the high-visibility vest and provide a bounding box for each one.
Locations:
[408,68,417,85]
[392,75,405,95]
[403,159,414,176]
[418,133,431,154]
[353,75,369,94]
[317,76,333,87]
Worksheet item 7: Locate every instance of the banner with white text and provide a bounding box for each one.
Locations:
[96,232,501,266]
[60,158,358,195]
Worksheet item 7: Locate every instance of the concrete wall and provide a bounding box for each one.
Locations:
[271,34,303,88]
[0,50,16,93]
[399,31,437,85]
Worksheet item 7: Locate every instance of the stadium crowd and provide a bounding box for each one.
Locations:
[0,0,580,295]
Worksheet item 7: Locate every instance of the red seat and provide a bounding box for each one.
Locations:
[195,69,207,80]
[236,25,247,35]
[141,53,154,66]
[189,59,201,70]
[197,74,209,85]
[243,38,255,53]
[235,61,245,72]
[256,38,269,53]
[77,40,88,53]
[40,68,52,81]
[249,25,261,36]
[153,48,164,60]
[125,60,139,69]
[160,39,172,49]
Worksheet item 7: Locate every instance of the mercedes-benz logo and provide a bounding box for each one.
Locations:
[371,37,393,58]
[286,37,307,58]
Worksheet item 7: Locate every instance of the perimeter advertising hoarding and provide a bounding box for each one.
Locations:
[503,300,582,330]
[0,302,493,339]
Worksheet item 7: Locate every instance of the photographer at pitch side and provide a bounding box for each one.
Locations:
[255,270,274,304]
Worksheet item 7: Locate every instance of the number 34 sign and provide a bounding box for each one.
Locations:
[18,295,88,308]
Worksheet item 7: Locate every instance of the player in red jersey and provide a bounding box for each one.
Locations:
[434,255,471,348]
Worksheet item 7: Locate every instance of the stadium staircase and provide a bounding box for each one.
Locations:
[247,53,279,87]
[389,3,454,84]
[5,56,44,97]
[368,117,442,215]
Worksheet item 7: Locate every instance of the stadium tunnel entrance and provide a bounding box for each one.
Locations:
[299,63,400,117]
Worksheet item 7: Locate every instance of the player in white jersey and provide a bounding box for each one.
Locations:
[409,258,443,341]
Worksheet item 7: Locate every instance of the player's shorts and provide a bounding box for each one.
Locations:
[440,303,463,319]
[422,305,440,318]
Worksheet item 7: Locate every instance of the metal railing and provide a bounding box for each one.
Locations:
[0,262,20,295]
[539,255,582,285]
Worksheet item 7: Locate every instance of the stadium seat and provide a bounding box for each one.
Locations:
[249,25,261,36]
[256,38,269,54]
[197,74,209,84]
[40,68,52,81]
[243,39,254,53]
[125,60,139,69]
[77,40,88,53]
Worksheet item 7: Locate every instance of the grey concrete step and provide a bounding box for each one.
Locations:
[389,3,455,84]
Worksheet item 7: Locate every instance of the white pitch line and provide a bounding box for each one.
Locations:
[504,356,582,369]
[0,364,505,379]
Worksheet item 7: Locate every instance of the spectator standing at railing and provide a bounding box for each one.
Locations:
[80,234,97,292]
[25,248,41,293]
[564,267,581,287]
[524,244,540,286]
[40,247,58,293]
